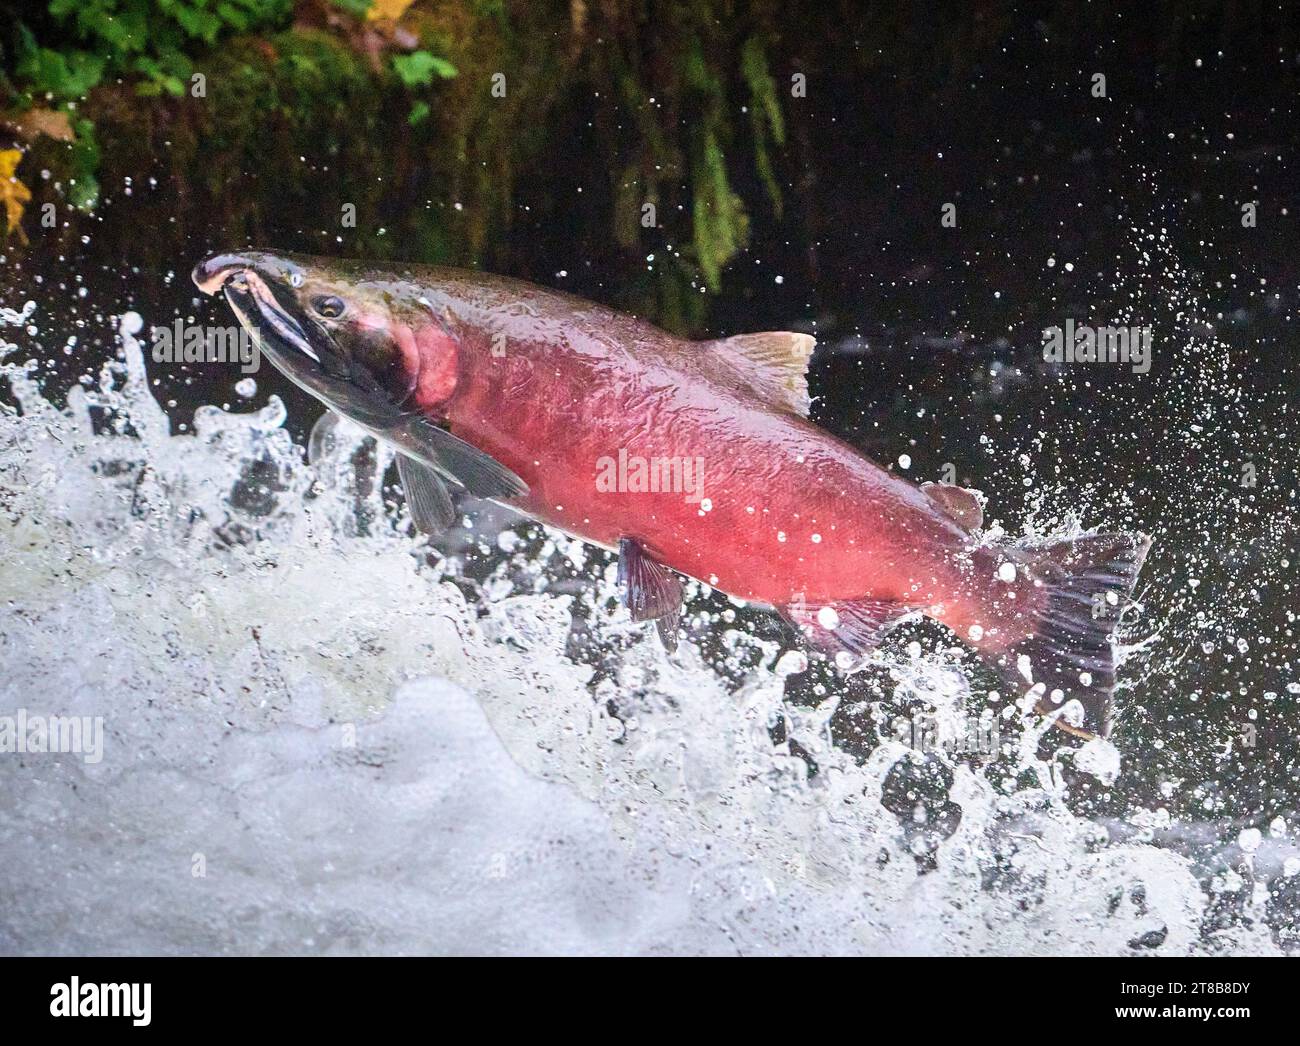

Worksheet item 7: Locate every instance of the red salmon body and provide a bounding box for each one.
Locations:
[408,269,1020,644]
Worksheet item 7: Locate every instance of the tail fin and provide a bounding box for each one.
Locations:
[993,532,1151,739]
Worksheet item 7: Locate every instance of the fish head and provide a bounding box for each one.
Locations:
[192,250,448,426]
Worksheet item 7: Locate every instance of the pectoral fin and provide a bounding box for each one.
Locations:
[398,417,529,501]
[783,597,915,657]
[397,454,457,534]
[617,538,683,651]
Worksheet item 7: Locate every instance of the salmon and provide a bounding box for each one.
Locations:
[193,250,1151,737]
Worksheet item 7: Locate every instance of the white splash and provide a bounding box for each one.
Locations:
[0,312,1284,956]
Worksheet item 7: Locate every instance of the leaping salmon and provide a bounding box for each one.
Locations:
[193,250,1150,738]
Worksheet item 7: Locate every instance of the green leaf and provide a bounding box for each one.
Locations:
[217,4,252,31]
[288,54,321,76]
[67,118,101,212]
[67,172,100,212]
[17,47,105,100]
[392,50,457,87]
[407,100,431,126]
[330,0,374,16]
[173,5,225,43]
[428,56,458,79]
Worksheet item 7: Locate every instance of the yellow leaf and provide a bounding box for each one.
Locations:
[1,149,32,243]
[367,0,417,20]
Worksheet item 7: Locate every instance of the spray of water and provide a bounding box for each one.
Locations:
[0,306,1288,955]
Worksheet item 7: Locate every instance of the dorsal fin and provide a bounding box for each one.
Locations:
[921,481,984,532]
[705,332,815,417]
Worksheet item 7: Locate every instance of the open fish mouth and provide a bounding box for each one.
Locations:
[193,251,345,382]
[194,249,426,432]
[223,269,322,367]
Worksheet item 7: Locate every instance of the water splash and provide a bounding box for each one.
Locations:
[0,309,1289,955]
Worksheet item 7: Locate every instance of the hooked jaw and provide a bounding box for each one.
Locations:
[192,248,424,427]
[192,250,340,382]
[192,251,305,296]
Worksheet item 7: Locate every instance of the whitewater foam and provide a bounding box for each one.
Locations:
[0,310,1286,955]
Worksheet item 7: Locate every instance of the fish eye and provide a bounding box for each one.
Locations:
[312,295,346,319]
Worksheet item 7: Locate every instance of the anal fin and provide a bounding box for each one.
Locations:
[783,597,914,658]
[617,538,683,651]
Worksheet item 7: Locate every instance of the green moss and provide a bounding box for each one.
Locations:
[740,34,785,218]
[5,2,792,335]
